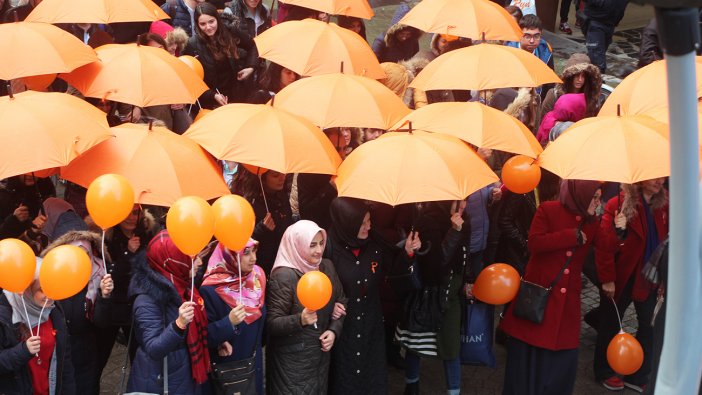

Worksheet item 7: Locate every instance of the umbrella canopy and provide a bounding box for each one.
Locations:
[254,19,385,79]
[272,73,411,129]
[280,0,374,19]
[184,104,342,175]
[391,102,542,158]
[398,0,521,41]
[60,44,208,107]
[336,130,498,205]
[536,115,670,184]
[599,57,702,116]
[409,43,561,91]
[26,0,169,24]
[0,91,111,179]
[0,21,98,80]
[61,123,230,207]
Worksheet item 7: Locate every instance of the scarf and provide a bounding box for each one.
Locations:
[41,198,75,240]
[329,197,369,248]
[202,240,265,324]
[4,258,53,328]
[272,220,326,274]
[146,230,211,384]
[559,179,602,220]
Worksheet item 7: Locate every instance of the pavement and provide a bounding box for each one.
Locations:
[98,3,656,394]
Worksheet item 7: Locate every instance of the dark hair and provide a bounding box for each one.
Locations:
[519,14,542,31]
[194,2,239,61]
[137,33,167,49]
[504,5,523,22]
[258,62,298,93]
[230,166,285,201]
[282,5,317,22]
[563,73,600,117]
[337,16,367,41]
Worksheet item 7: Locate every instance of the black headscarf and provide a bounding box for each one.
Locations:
[329,197,369,248]
[559,179,602,219]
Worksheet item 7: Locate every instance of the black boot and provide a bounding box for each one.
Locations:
[404,381,419,395]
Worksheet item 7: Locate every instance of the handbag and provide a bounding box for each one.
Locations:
[210,325,261,395]
[459,299,496,368]
[513,245,577,324]
[386,260,422,295]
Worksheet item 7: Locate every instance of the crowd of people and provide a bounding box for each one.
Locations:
[0,0,674,394]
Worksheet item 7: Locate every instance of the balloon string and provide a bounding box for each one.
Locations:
[609,296,623,332]
[101,230,108,274]
[258,174,270,213]
[35,299,49,338]
[19,297,34,337]
[190,256,195,303]
[237,253,243,307]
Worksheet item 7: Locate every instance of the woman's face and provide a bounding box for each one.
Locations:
[308,232,325,265]
[244,0,260,10]
[340,128,352,146]
[349,20,362,35]
[641,177,665,197]
[363,129,382,142]
[263,170,286,192]
[572,72,586,91]
[119,205,140,234]
[587,189,602,216]
[437,37,449,54]
[237,245,257,274]
[279,68,298,89]
[198,14,218,37]
[166,42,178,56]
[30,283,53,308]
[397,29,412,42]
[145,39,164,50]
[357,212,371,239]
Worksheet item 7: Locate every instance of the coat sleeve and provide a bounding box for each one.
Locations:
[527,205,580,253]
[201,287,238,346]
[595,197,620,284]
[323,261,346,337]
[0,341,33,375]
[183,39,216,106]
[265,270,304,337]
[132,295,185,361]
[498,195,528,251]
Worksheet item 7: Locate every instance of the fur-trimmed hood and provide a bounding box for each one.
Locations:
[384,23,422,47]
[40,230,111,264]
[128,250,182,307]
[620,183,669,222]
[554,62,602,97]
[105,209,159,242]
[504,88,533,119]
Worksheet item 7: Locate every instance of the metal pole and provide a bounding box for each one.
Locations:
[655,6,702,395]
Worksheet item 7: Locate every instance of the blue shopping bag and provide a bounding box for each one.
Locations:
[459,299,496,368]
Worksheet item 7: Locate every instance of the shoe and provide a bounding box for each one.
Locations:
[624,382,646,393]
[559,22,573,35]
[601,376,625,391]
[404,382,419,395]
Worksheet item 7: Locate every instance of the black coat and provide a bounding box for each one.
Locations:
[0,177,55,239]
[297,173,337,231]
[249,190,292,275]
[0,293,76,394]
[493,191,537,275]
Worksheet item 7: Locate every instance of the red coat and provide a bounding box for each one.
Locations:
[595,193,668,302]
[500,201,600,351]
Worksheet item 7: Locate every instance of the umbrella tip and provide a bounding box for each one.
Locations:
[482,32,485,42]
[6,83,12,99]
[340,61,344,73]
[148,120,153,130]
[270,95,275,106]
[408,121,413,134]
[616,104,621,117]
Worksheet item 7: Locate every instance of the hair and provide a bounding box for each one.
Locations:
[230,166,285,201]
[194,2,239,61]
[504,5,523,23]
[564,73,599,117]
[337,16,367,41]
[165,27,189,55]
[519,14,542,31]
[258,62,298,93]
[282,5,317,22]
[137,33,167,48]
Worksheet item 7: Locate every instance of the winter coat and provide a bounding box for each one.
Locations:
[465,186,493,253]
[249,190,293,275]
[493,190,537,274]
[585,0,628,27]
[325,236,396,395]
[161,0,195,36]
[297,173,337,231]
[0,293,76,394]
[638,19,662,69]
[265,259,346,395]
[596,189,668,302]
[540,60,601,119]
[0,177,55,240]
[500,201,601,350]
[223,0,271,38]
[200,286,266,395]
[374,23,421,63]
[536,93,586,144]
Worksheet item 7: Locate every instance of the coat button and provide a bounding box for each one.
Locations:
[564,268,570,275]
[566,251,573,257]
[357,280,361,284]
[356,298,361,302]
[356,352,360,356]
[357,334,361,338]
[357,316,361,320]
[575,215,582,221]
[560,288,567,294]
[356,370,360,374]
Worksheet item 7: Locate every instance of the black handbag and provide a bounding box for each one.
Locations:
[513,246,577,324]
[402,286,446,332]
[210,325,261,395]
[386,260,422,295]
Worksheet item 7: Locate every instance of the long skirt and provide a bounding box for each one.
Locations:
[502,337,578,395]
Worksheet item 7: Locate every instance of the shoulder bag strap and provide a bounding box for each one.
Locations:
[546,223,584,290]
[118,315,136,394]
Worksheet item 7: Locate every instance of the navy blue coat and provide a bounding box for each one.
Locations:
[0,293,76,394]
[161,0,195,36]
[200,285,265,395]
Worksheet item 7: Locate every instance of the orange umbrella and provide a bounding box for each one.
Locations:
[61,123,230,207]
[336,130,498,205]
[60,44,208,107]
[272,73,411,129]
[26,0,169,24]
[391,102,543,158]
[0,91,111,180]
[184,104,342,175]
[398,0,521,41]
[280,0,374,19]
[599,57,702,116]
[254,19,385,79]
[536,115,670,184]
[409,43,561,91]
[0,21,98,80]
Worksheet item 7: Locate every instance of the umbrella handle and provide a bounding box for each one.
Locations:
[258,173,270,213]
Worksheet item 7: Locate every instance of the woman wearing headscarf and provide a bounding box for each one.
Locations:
[127,230,215,394]
[42,230,113,394]
[266,220,347,394]
[200,239,265,394]
[326,197,420,395]
[499,180,603,395]
[0,258,76,394]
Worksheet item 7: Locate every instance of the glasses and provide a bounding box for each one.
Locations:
[523,33,541,42]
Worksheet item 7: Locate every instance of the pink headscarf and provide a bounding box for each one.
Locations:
[272,220,326,274]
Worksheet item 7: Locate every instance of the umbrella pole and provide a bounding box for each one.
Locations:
[653,6,702,395]
[257,172,270,213]
[30,173,45,216]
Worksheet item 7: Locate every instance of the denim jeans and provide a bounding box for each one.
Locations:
[406,352,461,393]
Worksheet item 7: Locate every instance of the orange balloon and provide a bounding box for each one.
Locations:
[297,271,333,310]
[22,73,57,91]
[502,155,542,194]
[178,55,205,80]
[86,174,135,230]
[0,239,37,293]
[40,245,91,300]
[607,331,644,375]
[473,263,520,305]
[194,108,211,122]
[166,196,215,256]
[212,194,256,251]
[241,164,268,175]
